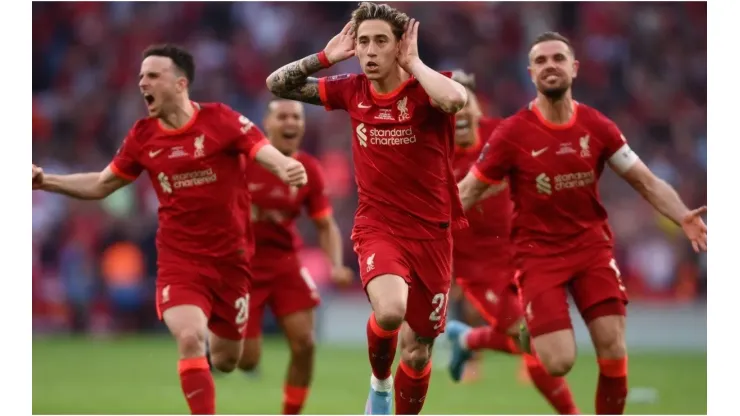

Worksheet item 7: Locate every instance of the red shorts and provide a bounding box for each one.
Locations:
[156,250,252,341]
[516,247,628,338]
[456,273,523,332]
[353,227,453,339]
[246,254,321,338]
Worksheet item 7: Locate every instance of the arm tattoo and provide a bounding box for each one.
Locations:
[266,54,324,105]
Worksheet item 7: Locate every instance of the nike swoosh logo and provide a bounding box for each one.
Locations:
[531,147,548,157]
[358,102,371,109]
[186,389,203,399]
[149,149,164,158]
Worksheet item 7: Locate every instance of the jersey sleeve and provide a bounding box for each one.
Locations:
[600,116,640,174]
[318,74,357,111]
[471,120,516,184]
[219,104,269,159]
[109,128,144,181]
[304,160,332,219]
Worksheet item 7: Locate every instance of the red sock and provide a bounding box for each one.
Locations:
[464,326,520,354]
[283,384,309,414]
[178,357,216,415]
[394,361,432,415]
[367,312,399,380]
[596,357,628,415]
[524,354,580,415]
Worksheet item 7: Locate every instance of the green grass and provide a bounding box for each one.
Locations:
[32,336,706,415]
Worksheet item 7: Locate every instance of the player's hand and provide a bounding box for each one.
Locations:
[32,164,45,190]
[324,22,355,64]
[397,18,421,72]
[283,159,307,187]
[680,206,707,252]
[330,265,354,287]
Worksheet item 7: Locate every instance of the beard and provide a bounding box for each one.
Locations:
[539,84,569,100]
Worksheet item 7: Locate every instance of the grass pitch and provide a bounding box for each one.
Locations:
[32,335,705,414]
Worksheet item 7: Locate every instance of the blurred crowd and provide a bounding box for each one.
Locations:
[32,2,707,333]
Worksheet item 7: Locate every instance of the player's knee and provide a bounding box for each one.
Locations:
[289,332,315,360]
[592,329,627,359]
[212,353,239,373]
[400,343,432,371]
[539,352,575,377]
[237,353,259,372]
[373,302,406,331]
[174,327,207,357]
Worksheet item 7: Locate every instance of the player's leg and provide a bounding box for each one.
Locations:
[271,267,321,415]
[277,309,316,414]
[236,280,270,373]
[393,236,453,415]
[364,273,408,415]
[572,255,629,415]
[353,230,409,415]
[207,262,253,374]
[157,280,216,415]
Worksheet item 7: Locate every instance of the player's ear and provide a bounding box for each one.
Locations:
[572,60,580,79]
[176,76,188,93]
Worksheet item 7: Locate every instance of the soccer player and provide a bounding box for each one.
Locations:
[236,98,354,415]
[446,70,579,415]
[265,2,468,414]
[31,44,307,415]
[458,32,708,415]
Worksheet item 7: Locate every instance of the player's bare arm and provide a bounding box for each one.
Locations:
[313,215,354,286]
[266,22,355,105]
[254,145,308,187]
[457,171,490,211]
[614,158,707,252]
[399,19,467,114]
[32,164,130,200]
[480,180,508,201]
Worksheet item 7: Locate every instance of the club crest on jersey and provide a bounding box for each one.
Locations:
[397,96,411,122]
[194,134,206,158]
[580,134,591,158]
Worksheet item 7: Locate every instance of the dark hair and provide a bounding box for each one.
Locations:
[530,31,575,56]
[142,44,195,85]
[451,69,476,91]
[351,2,409,40]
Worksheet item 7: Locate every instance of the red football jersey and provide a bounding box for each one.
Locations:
[452,117,513,278]
[245,151,332,259]
[473,101,636,257]
[318,73,467,240]
[110,102,268,261]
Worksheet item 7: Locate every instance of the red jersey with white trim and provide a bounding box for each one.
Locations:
[245,151,332,258]
[473,102,637,258]
[110,102,268,261]
[317,72,467,240]
[452,117,513,277]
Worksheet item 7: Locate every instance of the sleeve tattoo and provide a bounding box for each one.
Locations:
[266,54,324,105]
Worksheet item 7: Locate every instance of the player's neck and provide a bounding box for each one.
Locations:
[371,67,410,95]
[535,92,575,125]
[160,98,196,130]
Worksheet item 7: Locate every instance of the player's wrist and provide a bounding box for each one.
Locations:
[318,50,333,68]
[405,57,424,74]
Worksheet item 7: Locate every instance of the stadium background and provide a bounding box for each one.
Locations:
[32,2,707,414]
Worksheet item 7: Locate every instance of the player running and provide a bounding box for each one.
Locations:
[458,32,707,415]
[236,98,354,415]
[265,2,468,414]
[32,45,307,415]
[445,70,579,414]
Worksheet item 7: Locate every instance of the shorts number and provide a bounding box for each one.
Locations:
[609,258,622,279]
[428,292,448,323]
[234,294,250,326]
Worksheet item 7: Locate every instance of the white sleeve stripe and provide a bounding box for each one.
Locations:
[608,143,640,174]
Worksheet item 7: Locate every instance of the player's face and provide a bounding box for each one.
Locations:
[454,90,482,147]
[139,56,187,117]
[264,100,305,156]
[355,20,399,81]
[528,40,579,100]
